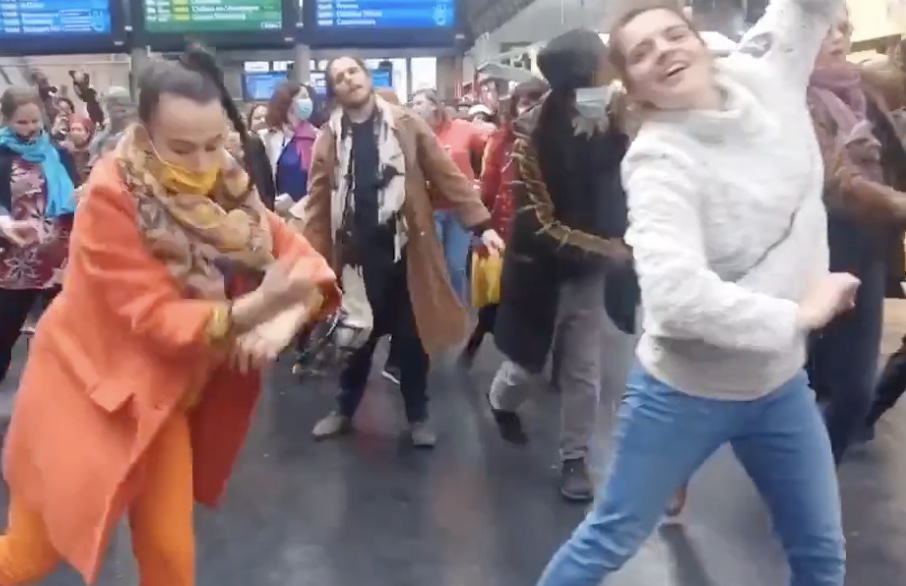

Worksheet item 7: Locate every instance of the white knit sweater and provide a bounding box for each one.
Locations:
[623,0,843,399]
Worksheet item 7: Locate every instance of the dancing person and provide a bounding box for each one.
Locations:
[460,78,549,368]
[88,86,135,160]
[305,56,503,447]
[806,6,906,459]
[487,30,637,502]
[0,86,80,385]
[61,114,96,181]
[0,46,339,585]
[535,1,856,584]
[410,88,492,305]
[259,81,319,215]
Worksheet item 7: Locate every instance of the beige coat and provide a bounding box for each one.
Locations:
[301,104,491,355]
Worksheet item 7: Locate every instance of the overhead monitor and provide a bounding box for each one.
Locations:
[132,0,292,50]
[244,68,390,102]
[242,71,287,101]
[142,0,283,33]
[313,0,453,28]
[0,0,112,35]
[0,0,126,54]
[303,0,460,47]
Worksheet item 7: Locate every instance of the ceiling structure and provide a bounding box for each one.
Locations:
[464,0,750,51]
[465,0,612,46]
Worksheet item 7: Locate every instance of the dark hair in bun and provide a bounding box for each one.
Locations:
[136,43,253,173]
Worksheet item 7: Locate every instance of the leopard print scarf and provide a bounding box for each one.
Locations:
[114,124,274,300]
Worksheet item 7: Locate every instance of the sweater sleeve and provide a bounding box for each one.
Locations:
[734,0,844,90]
[623,147,803,351]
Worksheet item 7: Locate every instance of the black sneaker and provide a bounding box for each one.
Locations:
[382,365,401,385]
[560,458,594,502]
[485,393,528,444]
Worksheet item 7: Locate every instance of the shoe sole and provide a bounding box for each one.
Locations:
[560,489,594,503]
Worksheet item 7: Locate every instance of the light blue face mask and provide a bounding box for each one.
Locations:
[294,97,313,121]
[574,85,615,119]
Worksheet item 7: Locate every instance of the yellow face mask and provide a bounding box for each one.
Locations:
[149,138,221,196]
[159,163,220,197]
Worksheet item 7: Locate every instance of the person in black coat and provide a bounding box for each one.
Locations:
[487,29,639,502]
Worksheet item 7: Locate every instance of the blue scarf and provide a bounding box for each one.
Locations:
[0,127,75,217]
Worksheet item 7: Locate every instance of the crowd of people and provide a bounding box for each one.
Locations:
[0,0,903,583]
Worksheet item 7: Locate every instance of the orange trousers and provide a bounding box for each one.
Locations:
[0,413,195,585]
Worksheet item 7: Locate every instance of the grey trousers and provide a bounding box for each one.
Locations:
[489,271,636,461]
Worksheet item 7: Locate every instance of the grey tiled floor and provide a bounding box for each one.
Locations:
[0,316,903,585]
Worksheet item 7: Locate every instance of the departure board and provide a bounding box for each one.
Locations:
[0,0,112,35]
[314,0,454,28]
[143,0,282,33]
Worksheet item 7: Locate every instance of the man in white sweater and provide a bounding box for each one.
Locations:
[535,0,857,585]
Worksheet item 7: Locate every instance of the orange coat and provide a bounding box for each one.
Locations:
[1,158,338,583]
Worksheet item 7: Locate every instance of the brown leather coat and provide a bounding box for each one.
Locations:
[810,68,906,296]
[301,103,491,355]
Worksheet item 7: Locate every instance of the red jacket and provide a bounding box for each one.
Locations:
[479,125,516,241]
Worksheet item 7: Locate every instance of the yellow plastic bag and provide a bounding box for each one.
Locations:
[471,251,502,307]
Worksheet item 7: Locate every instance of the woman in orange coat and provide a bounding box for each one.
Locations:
[0,47,339,585]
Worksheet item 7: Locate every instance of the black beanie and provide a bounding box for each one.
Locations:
[536,28,607,92]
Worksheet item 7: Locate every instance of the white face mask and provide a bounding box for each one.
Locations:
[574,85,615,119]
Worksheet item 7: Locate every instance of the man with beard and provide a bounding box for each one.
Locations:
[302,56,504,447]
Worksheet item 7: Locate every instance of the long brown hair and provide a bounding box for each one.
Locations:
[265,80,301,128]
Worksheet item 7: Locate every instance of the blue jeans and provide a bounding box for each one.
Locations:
[537,365,844,586]
[433,210,470,304]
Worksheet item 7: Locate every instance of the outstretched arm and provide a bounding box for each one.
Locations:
[734,0,845,89]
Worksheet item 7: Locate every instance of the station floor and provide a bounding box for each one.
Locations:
[1,301,906,585]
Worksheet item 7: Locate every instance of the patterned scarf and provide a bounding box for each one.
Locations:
[809,65,882,182]
[114,124,274,300]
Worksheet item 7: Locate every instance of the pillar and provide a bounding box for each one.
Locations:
[405,57,413,100]
[294,44,312,84]
[129,47,149,100]
[436,56,461,100]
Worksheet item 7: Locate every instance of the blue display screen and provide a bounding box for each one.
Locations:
[314,0,454,28]
[0,0,112,35]
[245,69,392,101]
[243,72,287,102]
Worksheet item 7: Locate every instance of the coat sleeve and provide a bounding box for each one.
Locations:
[301,130,335,261]
[73,179,231,358]
[479,132,504,210]
[733,0,843,90]
[510,136,630,263]
[266,209,341,321]
[811,99,906,224]
[413,116,491,230]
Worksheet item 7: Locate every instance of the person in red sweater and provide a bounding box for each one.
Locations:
[410,88,491,303]
[460,78,550,367]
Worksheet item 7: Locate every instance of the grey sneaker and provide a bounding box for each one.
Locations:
[312,411,353,440]
[560,458,594,502]
[409,420,437,448]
